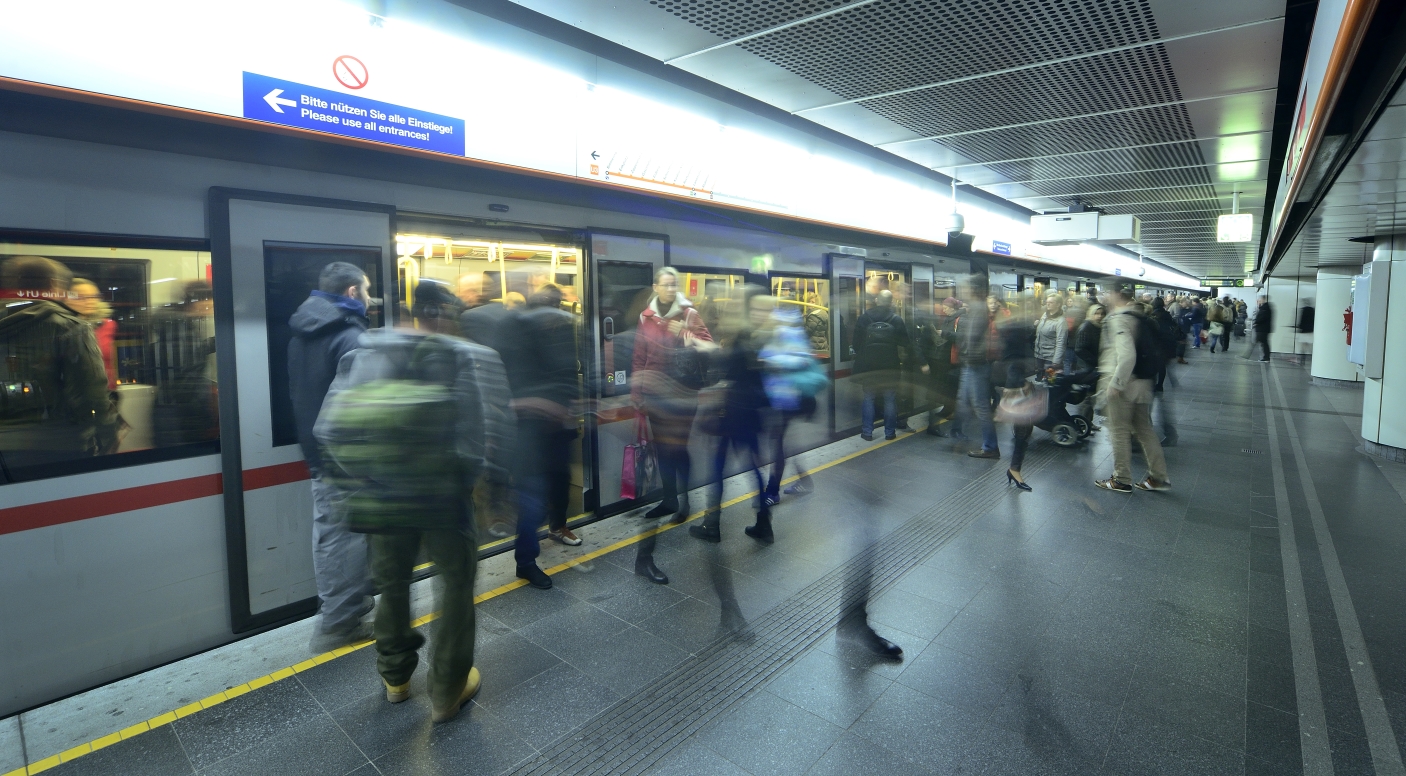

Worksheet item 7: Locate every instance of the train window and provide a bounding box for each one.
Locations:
[0,243,217,484]
[770,276,831,361]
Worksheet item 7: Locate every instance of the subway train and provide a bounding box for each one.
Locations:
[0,123,1193,718]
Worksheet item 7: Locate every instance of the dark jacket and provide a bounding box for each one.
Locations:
[995,316,1036,389]
[1253,302,1274,333]
[955,305,990,367]
[1073,320,1101,374]
[288,292,368,472]
[459,300,509,352]
[0,299,115,453]
[498,305,577,409]
[715,328,769,436]
[852,306,908,374]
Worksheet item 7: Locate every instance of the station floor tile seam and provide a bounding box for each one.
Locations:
[1,431,918,776]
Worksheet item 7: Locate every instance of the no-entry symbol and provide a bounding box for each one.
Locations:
[332,55,368,90]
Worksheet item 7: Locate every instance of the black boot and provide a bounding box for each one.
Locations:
[688,518,721,543]
[668,493,691,524]
[744,509,774,543]
[844,624,903,659]
[644,500,678,520]
[634,555,668,584]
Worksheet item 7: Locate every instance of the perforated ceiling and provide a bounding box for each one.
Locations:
[517,0,1284,278]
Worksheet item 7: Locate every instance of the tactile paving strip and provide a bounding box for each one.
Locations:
[507,446,1060,775]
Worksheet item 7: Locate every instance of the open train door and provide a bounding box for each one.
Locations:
[209,189,395,633]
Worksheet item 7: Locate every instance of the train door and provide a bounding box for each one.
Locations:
[829,254,864,431]
[210,190,395,632]
[589,230,667,515]
[392,225,591,532]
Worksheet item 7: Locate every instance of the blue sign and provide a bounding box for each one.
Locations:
[992,240,1011,256]
[241,72,465,157]
[1114,268,1123,276]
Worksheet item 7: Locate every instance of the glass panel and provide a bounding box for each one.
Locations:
[264,243,384,450]
[676,270,746,335]
[394,231,588,541]
[769,276,831,361]
[0,243,217,483]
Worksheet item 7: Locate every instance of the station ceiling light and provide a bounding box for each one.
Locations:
[1217,192,1253,243]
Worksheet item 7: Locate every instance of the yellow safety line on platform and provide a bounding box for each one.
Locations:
[5,432,915,776]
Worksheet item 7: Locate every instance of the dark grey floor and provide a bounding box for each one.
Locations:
[42,347,1406,775]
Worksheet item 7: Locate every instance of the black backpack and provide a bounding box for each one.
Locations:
[1132,314,1165,379]
[865,315,901,349]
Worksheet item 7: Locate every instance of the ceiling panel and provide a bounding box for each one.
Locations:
[510,0,1287,279]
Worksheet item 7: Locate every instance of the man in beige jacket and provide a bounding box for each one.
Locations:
[1095,281,1170,493]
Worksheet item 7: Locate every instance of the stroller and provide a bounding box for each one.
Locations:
[1034,371,1097,447]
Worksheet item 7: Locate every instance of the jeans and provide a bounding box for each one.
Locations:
[765,411,807,500]
[1208,332,1226,352]
[1254,333,1271,360]
[957,365,999,452]
[862,388,897,438]
[513,418,574,568]
[1191,323,1203,347]
[370,526,477,710]
[311,475,373,633]
[701,429,766,530]
[1106,394,1167,484]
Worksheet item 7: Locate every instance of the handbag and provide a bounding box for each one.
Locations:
[619,414,660,500]
[994,383,1048,426]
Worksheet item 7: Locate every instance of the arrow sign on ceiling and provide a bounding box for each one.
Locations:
[263,88,297,114]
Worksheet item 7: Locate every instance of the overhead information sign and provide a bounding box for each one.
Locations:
[241,72,464,156]
[992,240,1012,256]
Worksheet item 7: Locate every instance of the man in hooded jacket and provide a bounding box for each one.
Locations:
[288,261,375,651]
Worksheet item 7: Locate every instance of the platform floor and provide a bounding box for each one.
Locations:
[7,345,1406,776]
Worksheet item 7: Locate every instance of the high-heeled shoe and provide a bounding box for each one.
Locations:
[1006,469,1032,492]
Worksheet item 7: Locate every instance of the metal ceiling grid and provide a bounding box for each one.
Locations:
[512,0,1285,279]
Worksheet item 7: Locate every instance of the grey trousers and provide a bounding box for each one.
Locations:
[1106,396,1168,485]
[311,475,374,633]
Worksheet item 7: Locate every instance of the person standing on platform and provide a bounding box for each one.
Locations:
[953,281,1000,459]
[853,289,909,441]
[631,267,714,584]
[287,261,375,652]
[1189,298,1207,349]
[918,297,962,436]
[498,284,581,590]
[458,272,514,541]
[1148,295,1181,447]
[315,279,512,724]
[1032,291,1068,374]
[1094,280,1170,493]
[1252,296,1274,362]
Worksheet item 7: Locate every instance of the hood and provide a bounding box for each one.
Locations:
[645,294,693,319]
[0,299,69,335]
[290,292,367,336]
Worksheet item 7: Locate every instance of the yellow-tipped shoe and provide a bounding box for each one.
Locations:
[385,679,411,704]
[432,667,482,723]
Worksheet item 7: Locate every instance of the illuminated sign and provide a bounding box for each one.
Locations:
[1217,213,1254,243]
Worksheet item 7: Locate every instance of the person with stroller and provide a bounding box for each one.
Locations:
[1032,292,1068,374]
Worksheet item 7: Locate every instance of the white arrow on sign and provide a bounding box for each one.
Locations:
[263,88,297,114]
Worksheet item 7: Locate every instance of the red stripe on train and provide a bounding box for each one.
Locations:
[0,461,311,535]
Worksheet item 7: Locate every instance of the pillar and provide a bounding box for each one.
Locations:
[1311,268,1362,383]
[1362,234,1406,460]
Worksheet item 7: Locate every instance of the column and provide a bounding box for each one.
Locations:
[1362,234,1406,460]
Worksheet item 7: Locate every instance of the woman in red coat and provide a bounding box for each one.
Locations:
[631,267,714,523]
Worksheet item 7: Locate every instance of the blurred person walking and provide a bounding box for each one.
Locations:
[952,281,999,458]
[1094,281,1170,493]
[497,284,581,590]
[631,267,713,582]
[1189,298,1206,349]
[315,279,512,723]
[1148,296,1181,447]
[996,297,1038,491]
[760,304,827,505]
[457,273,514,541]
[920,297,963,436]
[1206,297,1230,353]
[852,290,909,441]
[286,261,375,652]
[0,256,116,475]
[1251,297,1273,362]
[691,290,773,543]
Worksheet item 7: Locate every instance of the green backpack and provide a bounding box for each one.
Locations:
[318,336,463,533]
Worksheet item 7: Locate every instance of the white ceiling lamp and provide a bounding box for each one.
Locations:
[1217,191,1253,243]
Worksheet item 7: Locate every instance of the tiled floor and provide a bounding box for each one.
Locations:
[16,346,1406,775]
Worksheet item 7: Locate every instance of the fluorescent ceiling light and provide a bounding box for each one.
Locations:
[1217,213,1253,243]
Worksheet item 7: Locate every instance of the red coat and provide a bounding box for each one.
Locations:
[631,300,712,401]
[94,317,117,390]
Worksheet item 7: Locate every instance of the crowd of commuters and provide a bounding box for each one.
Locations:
[2,251,1284,725]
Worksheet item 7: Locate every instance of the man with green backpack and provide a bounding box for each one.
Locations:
[314,279,513,723]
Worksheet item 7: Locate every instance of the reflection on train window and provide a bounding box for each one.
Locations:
[770,276,830,360]
[0,243,217,483]
[676,270,744,335]
[394,232,587,537]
